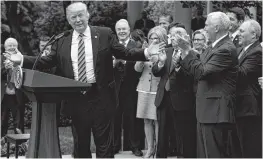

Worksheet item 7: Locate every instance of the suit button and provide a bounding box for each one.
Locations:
[149,73,151,75]
[149,66,152,68]
[149,80,151,82]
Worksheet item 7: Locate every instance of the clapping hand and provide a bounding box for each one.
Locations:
[258,77,263,89]
[171,34,191,59]
[158,51,167,65]
[147,41,166,57]
[3,48,23,64]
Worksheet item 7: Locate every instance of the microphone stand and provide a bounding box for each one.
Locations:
[32,35,56,70]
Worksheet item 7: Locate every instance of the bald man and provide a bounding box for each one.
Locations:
[4,2,165,158]
[113,19,144,156]
[1,38,25,137]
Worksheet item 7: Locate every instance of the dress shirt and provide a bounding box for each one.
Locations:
[238,42,254,59]
[212,33,229,48]
[71,27,96,83]
[119,38,130,64]
[230,30,239,41]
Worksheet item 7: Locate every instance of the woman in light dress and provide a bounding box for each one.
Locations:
[134,26,167,158]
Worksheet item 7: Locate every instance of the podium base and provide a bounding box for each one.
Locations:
[26,102,61,158]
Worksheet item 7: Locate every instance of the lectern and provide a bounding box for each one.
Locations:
[21,69,91,158]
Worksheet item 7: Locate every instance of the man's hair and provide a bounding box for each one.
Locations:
[159,14,173,23]
[66,2,88,19]
[4,37,18,48]
[168,22,185,32]
[39,36,51,42]
[207,12,231,32]
[227,7,245,21]
[148,26,167,44]
[245,19,262,39]
[243,8,251,18]
[115,19,130,29]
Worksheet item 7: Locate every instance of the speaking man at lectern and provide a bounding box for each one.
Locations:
[4,2,165,158]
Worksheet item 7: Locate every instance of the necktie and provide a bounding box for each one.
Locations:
[165,50,177,91]
[120,41,126,64]
[78,33,87,83]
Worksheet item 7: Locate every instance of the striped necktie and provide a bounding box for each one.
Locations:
[78,33,87,83]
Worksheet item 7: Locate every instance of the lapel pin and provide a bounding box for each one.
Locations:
[95,36,97,38]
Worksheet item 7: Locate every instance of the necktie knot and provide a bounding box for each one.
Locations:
[79,33,84,38]
[120,41,125,46]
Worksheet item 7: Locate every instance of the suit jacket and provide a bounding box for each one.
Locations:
[135,61,160,93]
[114,39,141,110]
[236,40,262,117]
[152,48,195,111]
[180,35,238,123]
[22,26,146,116]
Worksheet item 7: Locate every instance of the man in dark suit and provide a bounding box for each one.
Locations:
[235,19,262,158]
[226,7,245,48]
[134,10,155,37]
[177,12,238,158]
[113,19,144,156]
[152,26,196,158]
[191,7,206,32]
[4,2,165,158]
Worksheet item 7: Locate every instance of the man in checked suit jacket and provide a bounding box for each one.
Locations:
[4,2,165,158]
[152,26,196,158]
[178,12,238,158]
[235,19,262,158]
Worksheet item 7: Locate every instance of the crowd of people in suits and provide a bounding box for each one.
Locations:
[2,2,262,158]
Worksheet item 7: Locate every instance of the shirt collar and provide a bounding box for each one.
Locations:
[72,26,91,40]
[244,42,254,52]
[119,38,130,46]
[212,34,228,48]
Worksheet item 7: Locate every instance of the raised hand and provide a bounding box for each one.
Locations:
[147,41,166,57]
[158,51,167,64]
[3,48,23,64]
[174,34,191,51]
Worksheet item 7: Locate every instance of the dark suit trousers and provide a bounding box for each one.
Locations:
[1,94,18,136]
[113,81,144,151]
[197,122,235,158]
[237,116,262,158]
[69,87,114,158]
[156,91,196,158]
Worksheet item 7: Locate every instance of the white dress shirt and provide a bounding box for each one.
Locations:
[71,27,96,83]
[118,38,130,64]
[238,42,254,59]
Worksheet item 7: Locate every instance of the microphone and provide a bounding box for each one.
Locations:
[32,30,71,70]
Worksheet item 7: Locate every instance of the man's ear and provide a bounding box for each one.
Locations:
[214,25,219,33]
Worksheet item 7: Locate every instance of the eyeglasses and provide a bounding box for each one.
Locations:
[193,38,205,42]
[149,37,159,41]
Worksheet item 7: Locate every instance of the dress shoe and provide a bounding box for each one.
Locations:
[132,148,143,157]
[113,149,120,154]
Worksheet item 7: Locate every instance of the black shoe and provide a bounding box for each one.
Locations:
[113,149,120,154]
[132,148,143,157]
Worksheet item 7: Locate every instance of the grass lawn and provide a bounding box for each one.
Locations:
[59,126,96,155]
